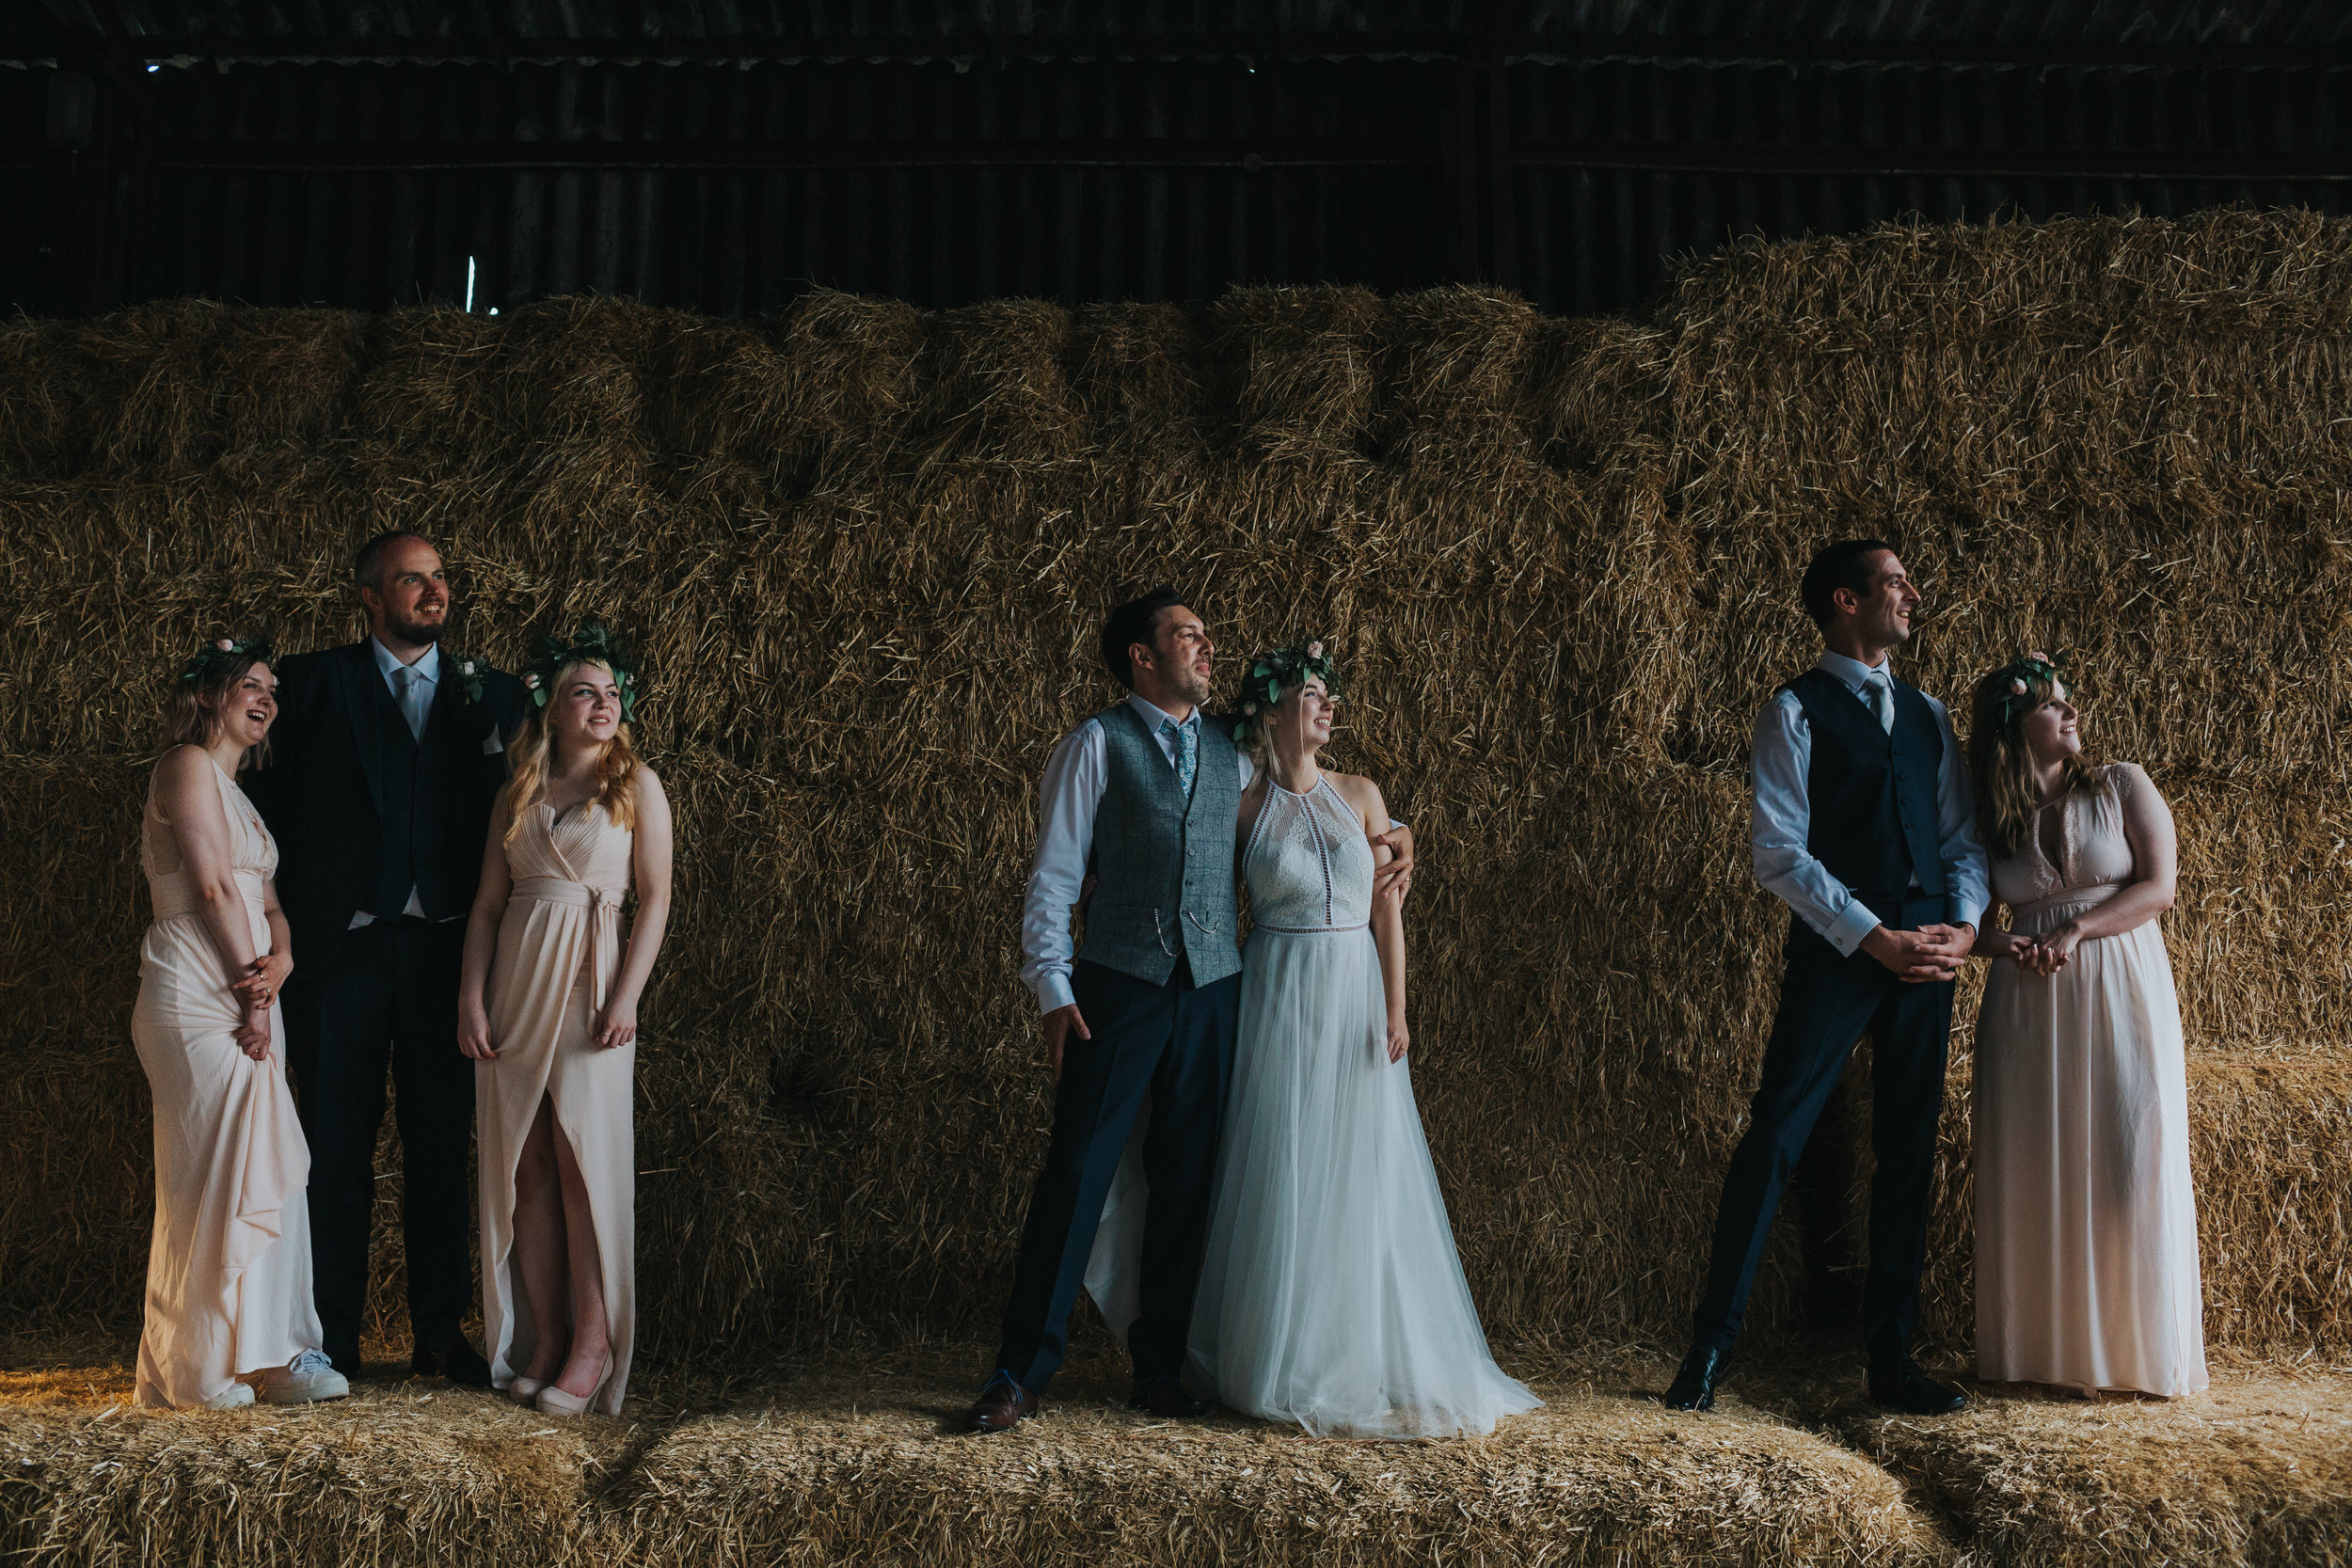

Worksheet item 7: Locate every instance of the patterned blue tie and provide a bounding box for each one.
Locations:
[1162,717,1199,799]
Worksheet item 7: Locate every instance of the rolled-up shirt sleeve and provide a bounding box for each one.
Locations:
[1019,721,1104,1015]
[1929,695,1991,930]
[1750,693,1882,957]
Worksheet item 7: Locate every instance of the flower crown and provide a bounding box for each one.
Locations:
[179,633,276,688]
[521,624,644,722]
[1989,649,2074,734]
[1232,639,1343,746]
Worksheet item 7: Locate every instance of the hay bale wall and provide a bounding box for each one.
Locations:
[2,210,2347,1365]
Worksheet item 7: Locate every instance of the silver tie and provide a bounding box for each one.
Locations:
[391,666,426,741]
[1866,672,1894,734]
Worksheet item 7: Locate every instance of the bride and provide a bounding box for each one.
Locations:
[1090,641,1539,1438]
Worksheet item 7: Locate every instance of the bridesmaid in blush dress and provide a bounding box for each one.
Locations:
[1966,653,2206,1399]
[459,628,672,1418]
[133,637,344,1410]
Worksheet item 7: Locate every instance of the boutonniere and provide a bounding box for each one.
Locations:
[443,651,487,705]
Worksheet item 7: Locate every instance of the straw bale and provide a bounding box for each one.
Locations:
[1849,1370,2352,1566]
[0,1379,624,1566]
[4,212,2351,1378]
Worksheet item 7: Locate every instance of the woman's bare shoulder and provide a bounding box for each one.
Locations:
[1321,768,1385,816]
[153,743,210,784]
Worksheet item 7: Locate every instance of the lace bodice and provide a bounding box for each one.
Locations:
[1245,776,1375,932]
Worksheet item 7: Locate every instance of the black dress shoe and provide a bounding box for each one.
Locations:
[1867,1361,1967,1415]
[412,1329,495,1387]
[1128,1377,1206,1418]
[1656,1345,1730,1412]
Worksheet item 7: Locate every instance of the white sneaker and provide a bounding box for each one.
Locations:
[258,1348,350,1404]
[202,1381,256,1411]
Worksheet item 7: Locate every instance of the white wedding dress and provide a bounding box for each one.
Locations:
[1087,776,1540,1438]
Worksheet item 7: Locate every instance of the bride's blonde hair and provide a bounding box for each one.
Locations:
[499,658,644,843]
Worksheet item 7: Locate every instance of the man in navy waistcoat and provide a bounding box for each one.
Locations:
[1661,540,1990,1416]
[246,531,526,1383]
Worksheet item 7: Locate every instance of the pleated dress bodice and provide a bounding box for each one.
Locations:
[1990,765,2138,936]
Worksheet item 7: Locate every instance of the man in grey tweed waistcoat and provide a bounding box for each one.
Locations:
[968,586,1412,1433]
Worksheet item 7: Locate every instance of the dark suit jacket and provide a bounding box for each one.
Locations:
[246,641,528,970]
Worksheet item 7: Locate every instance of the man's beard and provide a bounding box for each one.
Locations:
[1169,661,1213,708]
[385,604,446,644]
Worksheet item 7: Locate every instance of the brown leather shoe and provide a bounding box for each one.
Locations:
[967,1372,1039,1433]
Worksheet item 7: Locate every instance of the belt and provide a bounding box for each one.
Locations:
[2009,880,2127,923]
[508,876,625,1010]
[149,869,265,923]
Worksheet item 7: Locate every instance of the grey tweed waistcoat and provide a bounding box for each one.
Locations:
[1079,703,1243,988]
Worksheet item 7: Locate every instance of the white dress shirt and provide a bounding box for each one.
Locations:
[350,639,441,927]
[1750,648,1990,957]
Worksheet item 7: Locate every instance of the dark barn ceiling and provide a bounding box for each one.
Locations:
[8,3,2352,318]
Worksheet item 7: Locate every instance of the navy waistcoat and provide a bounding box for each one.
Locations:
[364,670,459,920]
[1783,666,1946,905]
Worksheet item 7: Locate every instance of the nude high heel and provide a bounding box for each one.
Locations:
[505,1376,547,1405]
[534,1357,612,1418]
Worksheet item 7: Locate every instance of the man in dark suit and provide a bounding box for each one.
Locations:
[1660,539,1990,1417]
[247,531,527,1382]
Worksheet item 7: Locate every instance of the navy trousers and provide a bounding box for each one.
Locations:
[1692,895,1956,1367]
[280,918,476,1363]
[995,957,1240,1393]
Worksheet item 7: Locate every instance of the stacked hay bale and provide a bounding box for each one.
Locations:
[0,210,2344,1367]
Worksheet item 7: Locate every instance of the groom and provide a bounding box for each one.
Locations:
[1661,540,1989,1416]
[247,531,526,1382]
[969,586,1406,1433]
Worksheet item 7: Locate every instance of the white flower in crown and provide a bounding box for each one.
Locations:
[2008,677,2028,696]
[1306,641,1324,658]
[215,638,234,651]
[1243,701,1258,715]
[523,673,540,690]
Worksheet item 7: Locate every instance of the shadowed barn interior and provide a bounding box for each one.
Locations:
[4,208,2351,1567]
[3,206,2349,1369]
[7,3,2352,1562]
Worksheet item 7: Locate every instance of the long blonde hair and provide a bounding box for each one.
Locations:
[1968,661,2097,861]
[500,659,644,843]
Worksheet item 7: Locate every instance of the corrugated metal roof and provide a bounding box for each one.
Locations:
[10,1,2352,320]
[21,0,2352,49]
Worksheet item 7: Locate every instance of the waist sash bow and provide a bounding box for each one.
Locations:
[509,876,626,1010]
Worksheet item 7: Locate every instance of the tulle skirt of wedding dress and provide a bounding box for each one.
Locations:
[1186,927,1540,1438]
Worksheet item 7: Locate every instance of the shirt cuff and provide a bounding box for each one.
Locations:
[1946,895,1985,933]
[1031,973,1076,1015]
[1823,898,1882,958]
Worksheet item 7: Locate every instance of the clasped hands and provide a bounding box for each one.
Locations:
[1860,922,1974,983]
[1984,924,2083,977]
[229,953,292,1062]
